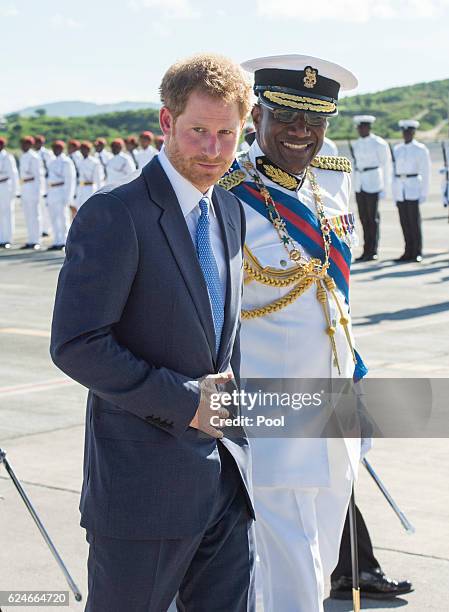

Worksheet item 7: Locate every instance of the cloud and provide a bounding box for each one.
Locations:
[50,14,83,29]
[127,0,201,19]
[256,0,449,22]
[0,6,19,17]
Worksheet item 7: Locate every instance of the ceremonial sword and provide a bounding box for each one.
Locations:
[362,458,415,534]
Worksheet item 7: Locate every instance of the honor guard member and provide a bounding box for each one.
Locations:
[46,140,76,250]
[34,134,54,237]
[136,130,157,169]
[392,120,431,262]
[94,137,112,180]
[0,136,19,248]
[220,54,368,612]
[125,135,139,169]
[105,138,135,185]
[68,139,82,218]
[154,134,165,151]
[19,135,43,249]
[76,141,103,211]
[351,115,391,261]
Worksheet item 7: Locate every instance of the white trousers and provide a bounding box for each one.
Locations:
[21,193,41,244]
[254,439,353,612]
[47,194,69,245]
[40,196,51,234]
[0,192,15,242]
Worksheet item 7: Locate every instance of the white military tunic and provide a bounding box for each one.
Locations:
[234,141,362,612]
[392,139,431,203]
[95,149,112,182]
[19,150,43,244]
[352,133,392,195]
[105,152,135,186]
[36,146,54,235]
[136,145,157,170]
[76,155,103,209]
[0,149,19,243]
[46,154,76,245]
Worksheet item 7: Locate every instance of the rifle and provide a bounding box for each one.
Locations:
[347,140,358,172]
[442,142,449,220]
[388,142,396,177]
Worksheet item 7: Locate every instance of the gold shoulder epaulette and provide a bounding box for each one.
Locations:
[311,155,352,173]
[218,169,246,191]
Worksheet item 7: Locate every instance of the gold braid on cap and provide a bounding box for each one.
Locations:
[263,90,336,114]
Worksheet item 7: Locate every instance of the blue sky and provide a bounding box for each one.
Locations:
[1,0,449,113]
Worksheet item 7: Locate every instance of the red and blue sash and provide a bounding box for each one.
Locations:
[232,180,352,304]
[230,177,368,381]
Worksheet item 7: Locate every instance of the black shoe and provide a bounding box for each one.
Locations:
[20,243,41,250]
[355,254,368,262]
[0,242,11,249]
[330,569,413,600]
[47,244,65,251]
[364,253,378,261]
[41,232,49,237]
[394,253,410,262]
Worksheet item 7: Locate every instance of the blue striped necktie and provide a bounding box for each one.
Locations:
[196,197,224,354]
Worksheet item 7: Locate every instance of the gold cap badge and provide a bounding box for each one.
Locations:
[303,66,318,89]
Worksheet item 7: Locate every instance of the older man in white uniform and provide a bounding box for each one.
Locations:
[0,136,19,248]
[221,54,368,612]
[392,120,430,262]
[350,115,391,261]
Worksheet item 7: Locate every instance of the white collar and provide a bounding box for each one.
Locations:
[158,146,215,219]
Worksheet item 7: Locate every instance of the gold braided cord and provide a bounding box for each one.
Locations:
[311,155,352,173]
[263,90,336,114]
[243,245,324,286]
[242,275,316,320]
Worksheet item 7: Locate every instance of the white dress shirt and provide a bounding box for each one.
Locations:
[352,133,392,195]
[157,147,227,304]
[46,153,76,206]
[392,139,431,203]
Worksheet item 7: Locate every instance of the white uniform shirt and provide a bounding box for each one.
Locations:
[36,147,55,194]
[237,141,360,487]
[0,149,19,196]
[392,139,431,203]
[158,147,226,302]
[76,155,104,207]
[105,152,135,186]
[19,151,42,198]
[352,133,392,194]
[46,154,76,206]
[95,149,112,182]
[136,146,157,170]
[319,136,338,156]
[69,150,83,173]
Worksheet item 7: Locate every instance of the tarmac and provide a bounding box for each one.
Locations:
[0,151,448,611]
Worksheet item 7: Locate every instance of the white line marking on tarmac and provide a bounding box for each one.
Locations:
[0,327,51,338]
[0,378,77,397]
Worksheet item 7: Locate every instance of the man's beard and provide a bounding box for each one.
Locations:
[165,137,233,192]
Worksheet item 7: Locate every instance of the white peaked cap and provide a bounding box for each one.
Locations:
[353,115,376,125]
[241,54,358,91]
[399,119,420,129]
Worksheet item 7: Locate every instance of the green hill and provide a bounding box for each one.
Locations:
[328,78,449,140]
[1,78,449,147]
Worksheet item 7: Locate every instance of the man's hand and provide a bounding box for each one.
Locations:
[190,372,234,439]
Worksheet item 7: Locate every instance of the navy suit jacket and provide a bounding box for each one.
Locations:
[50,157,253,539]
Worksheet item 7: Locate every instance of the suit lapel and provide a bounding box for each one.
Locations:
[213,189,238,368]
[142,158,216,359]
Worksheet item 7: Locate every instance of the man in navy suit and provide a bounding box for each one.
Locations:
[50,54,255,612]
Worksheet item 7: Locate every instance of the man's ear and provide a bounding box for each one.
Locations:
[159,107,173,136]
[252,104,261,128]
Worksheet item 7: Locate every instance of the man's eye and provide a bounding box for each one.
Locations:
[193,128,206,133]
[219,130,233,135]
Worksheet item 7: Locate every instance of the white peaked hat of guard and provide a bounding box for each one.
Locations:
[353,115,376,125]
[398,119,420,129]
[240,54,358,117]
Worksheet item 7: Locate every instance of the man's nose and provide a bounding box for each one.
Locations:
[287,116,311,137]
[203,135,220,158]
